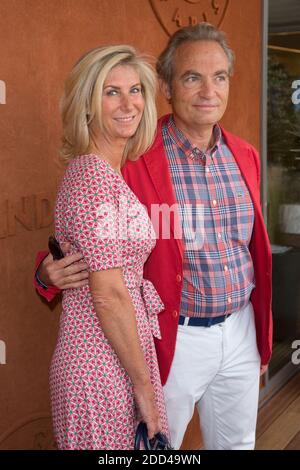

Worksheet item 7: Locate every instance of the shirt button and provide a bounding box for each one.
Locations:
[224,265,228,272]
[217,233,222,239]
[172,310,178,318]
[176,274,182,283]
[212,200,217,206]
[228,297,232,304]
[205,167,210,173]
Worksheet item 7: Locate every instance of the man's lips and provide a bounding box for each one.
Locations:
[193,104,219,108]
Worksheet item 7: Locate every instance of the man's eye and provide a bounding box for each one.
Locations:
[216,75,227,82]
[185,76,198,83]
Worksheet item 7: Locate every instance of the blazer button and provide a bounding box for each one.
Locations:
[172,310,178,318]
[176,274,182,283]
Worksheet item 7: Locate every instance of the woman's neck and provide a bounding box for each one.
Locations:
[89,134,126,173]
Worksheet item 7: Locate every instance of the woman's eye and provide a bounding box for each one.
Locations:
[131,87,142,94]
[106,89,118,96]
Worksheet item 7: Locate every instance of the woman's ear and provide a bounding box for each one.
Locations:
[159,79,172,103]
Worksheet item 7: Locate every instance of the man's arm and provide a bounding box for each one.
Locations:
[34,243,89,301]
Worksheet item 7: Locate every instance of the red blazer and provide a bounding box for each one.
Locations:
[122,115,273,385]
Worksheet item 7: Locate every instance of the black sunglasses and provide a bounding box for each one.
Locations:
[48,235,65,260]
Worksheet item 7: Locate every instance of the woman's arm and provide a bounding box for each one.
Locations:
[90,267,161,438]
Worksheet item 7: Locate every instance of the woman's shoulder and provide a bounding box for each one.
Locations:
[64,154,122,186]
[61,154,123,205]
[67,153,113,175]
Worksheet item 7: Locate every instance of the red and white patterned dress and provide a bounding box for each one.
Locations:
[50,154,169,450]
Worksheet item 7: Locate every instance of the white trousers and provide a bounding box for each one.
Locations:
[163,302,261,450]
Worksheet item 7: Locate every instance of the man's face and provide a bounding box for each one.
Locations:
[164,40,230,134]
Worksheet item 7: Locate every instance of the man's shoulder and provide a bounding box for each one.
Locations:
[221,127,258,155]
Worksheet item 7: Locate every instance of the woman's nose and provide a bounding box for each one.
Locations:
[120,94,133,111]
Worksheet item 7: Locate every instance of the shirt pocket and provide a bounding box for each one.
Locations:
[226,185,254,243]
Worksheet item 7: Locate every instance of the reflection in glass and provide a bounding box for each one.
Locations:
[268,1,300,378]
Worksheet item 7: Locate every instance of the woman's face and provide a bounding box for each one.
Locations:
[101,64,145,142]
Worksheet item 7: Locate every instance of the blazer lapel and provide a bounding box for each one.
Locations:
[221,128,260,206]
[143,118,184,260]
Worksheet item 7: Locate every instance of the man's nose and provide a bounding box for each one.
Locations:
[199,79,215,98]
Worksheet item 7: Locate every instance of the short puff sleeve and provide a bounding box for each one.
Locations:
[57,156,122,272]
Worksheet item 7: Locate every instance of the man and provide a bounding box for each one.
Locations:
[35,23,272,450]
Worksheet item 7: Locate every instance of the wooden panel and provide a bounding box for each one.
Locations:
[0,415,56,450]
[285,430,300,450]
[219,0,262,150]
[256,395,300,449]
[256,373,300,438]
[180,409,203,450]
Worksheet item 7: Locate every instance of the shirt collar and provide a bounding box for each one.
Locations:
[166,114,222,161]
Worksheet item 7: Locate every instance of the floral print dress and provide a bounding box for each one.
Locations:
[50,154,169,450]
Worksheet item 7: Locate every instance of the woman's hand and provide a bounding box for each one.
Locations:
[133,381,161,439]
[37,242,89,289]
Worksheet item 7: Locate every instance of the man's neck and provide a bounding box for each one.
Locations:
[172,115,216,152]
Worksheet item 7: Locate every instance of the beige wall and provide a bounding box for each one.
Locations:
[0,0,262,449]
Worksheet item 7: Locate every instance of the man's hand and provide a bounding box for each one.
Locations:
[37,242,89,290]
[260,364,268,376]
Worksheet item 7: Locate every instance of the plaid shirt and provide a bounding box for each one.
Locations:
[162,116,255,317]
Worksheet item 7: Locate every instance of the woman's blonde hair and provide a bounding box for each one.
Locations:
[60,45,157,163]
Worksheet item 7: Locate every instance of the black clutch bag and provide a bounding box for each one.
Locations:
[134,422,173,450]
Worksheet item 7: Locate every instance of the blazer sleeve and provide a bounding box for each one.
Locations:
[33,250,61,302]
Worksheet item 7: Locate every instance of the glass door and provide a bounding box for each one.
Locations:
[264,0,300,389]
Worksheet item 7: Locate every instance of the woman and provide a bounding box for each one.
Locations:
[50,45,168,450]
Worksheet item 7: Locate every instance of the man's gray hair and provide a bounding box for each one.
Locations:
[156,22,235,88]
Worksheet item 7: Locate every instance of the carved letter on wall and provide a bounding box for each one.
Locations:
[0,193,54,239]
[149,0,230,36]
[0,340,6,365]
[0,80,6,104]
[35,193,55,229]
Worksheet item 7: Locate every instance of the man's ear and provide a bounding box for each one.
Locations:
[159,79,172,103]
